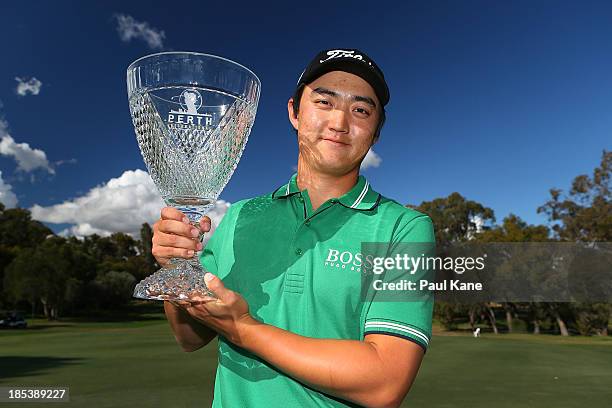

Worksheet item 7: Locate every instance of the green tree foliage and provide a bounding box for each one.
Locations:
[139,223,157,271]
[134,223,158,281]
[538,149,611,336]
[538,149,611,242]
[476,214,550,243]
[409,192,496,246]
[476,214,551,333]
[0,203,53,248]
[0,203,53,309]
[4,237,70,319]
[410,193,496,331]
[0,206,155,319]
[91,271,136,309]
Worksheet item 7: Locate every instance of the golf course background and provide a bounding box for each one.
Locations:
[1,150,610,407]
[1,309,611,408]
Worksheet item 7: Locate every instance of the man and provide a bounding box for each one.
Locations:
[152,49,435,408]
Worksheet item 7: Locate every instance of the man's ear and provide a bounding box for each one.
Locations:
[287,97,298,131]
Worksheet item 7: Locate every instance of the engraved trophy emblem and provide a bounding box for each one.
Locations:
[126,52,260,301]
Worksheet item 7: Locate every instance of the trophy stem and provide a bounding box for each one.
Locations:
[168,196,214,262]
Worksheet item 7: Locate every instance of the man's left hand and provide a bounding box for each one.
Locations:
[174,273,256,346]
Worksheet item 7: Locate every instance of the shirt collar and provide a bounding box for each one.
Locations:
[272,173,381,211]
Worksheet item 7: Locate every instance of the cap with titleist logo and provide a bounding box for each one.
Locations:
[296,48,390,106]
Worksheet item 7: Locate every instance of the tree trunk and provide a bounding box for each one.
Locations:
[554,311,569,336]
[505,306,513,333]
[486,304,498,334]
[41,298,49,320]
[469,307,476,331]
[533,320,540,335]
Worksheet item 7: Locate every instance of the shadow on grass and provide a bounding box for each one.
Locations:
[66,313,166,323]
[20,302,167,326]
[68,301,166,323]
[0,356,86,381]
[19,324,73,331]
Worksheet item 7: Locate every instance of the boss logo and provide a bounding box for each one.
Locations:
[324,248,364,271]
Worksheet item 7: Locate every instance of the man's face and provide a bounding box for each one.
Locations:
[288,71,380,176]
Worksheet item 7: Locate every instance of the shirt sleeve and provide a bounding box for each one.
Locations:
[362,214,436,352]
[199,204,236,277]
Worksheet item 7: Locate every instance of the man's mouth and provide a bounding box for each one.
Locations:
[321,138,350,147]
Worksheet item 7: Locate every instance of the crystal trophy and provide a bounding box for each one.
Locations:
[126,52,260,301]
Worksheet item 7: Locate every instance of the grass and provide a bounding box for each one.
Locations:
[1,315,611,407]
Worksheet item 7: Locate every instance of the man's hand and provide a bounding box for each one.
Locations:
[177,273,256,346]
[175,274,424,407]
[152,207,211,268]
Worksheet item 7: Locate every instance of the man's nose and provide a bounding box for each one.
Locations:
[328,108,349,133]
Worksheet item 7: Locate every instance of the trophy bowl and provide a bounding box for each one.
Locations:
[126,52,260,301]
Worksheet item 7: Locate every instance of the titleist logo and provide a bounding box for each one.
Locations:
[320,49,372,66]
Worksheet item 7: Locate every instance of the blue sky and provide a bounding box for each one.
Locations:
[0,0,610,236]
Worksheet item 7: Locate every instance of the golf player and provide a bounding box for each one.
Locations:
[152,49,436,408]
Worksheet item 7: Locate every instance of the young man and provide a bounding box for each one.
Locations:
[152,49,435,408]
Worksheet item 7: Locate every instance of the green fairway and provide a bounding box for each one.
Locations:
[1,316,611,407]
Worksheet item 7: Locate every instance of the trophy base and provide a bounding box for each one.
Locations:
[133,261,216,302]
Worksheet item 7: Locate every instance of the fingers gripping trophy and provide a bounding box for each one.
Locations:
[126,52,260,301]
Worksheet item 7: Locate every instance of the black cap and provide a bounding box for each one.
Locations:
[296,48,390,106]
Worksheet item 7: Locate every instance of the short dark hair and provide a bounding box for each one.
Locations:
[290,84,386,144]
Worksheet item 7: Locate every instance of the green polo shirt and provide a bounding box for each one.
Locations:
[199,173,435,408]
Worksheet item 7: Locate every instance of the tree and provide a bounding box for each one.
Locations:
[0,203,53,248]
[476,214,550,333]
[477,214,549,243]
[4,238,69,320]
[138,223,158,276]
[409,192,496,246]
[92,271,136,309]
[3,235,100,320]
[411,193,497,333]
[538,150,611,336]
[0,204,53,309]
[538,149,611,242]
[0,245,19,309]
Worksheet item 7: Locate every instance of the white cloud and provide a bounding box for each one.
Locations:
[0,170,18,208]
[361,148,382,170]
[115,14,165,50]
[0,131,54,174]
[15,77,42,96]
[30,169,230,239]
[55,158,78,167]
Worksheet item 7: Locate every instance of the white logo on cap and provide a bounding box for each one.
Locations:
[320,49,373,66]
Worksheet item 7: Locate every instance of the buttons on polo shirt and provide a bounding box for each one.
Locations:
[329,199,338,204]
[304,219,311,226]
[298,195,304,202]
[295,248,303,256]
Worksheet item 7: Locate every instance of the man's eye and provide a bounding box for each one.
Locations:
[316,100,330,105]
[354,107,370,115]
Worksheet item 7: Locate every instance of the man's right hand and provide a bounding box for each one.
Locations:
[152,207,211,268]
